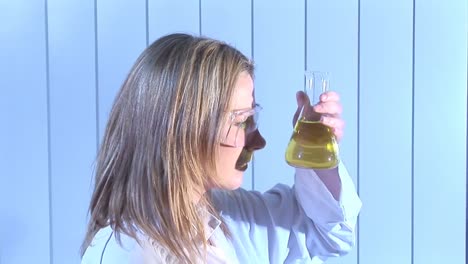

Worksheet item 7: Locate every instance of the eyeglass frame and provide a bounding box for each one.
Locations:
[220,103,262,148]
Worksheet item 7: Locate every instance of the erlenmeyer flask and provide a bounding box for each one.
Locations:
[285,71,339,169]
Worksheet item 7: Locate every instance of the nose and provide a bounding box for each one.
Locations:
[245,129,266,151]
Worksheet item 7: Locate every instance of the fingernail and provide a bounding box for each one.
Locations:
[296,93,303,103]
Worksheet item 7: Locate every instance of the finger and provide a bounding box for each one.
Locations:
[296,91,309,107]
[333,128,344,142]
[321,116,345,131]
[293,91,310,126]
[293,105,301,127]
[313,101,343,115]
[320,91,340,102]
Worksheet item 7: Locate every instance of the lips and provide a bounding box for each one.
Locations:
[235,149,253,171]
[237,163,249,171]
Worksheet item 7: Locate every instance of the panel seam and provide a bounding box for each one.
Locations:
[44,0,53,263]
[199,0,202,35]
[145,0,149,46]
[465,5,468,263]
[357,0,361,263]
[411,0,416,263]
[94,0,100,151]
[251,0,255,190]
[304,0,307,72]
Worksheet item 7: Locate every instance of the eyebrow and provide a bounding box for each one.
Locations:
[231,108,252,114]
[231,102,256,113]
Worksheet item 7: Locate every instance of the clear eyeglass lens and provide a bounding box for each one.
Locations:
[223,104,261,147]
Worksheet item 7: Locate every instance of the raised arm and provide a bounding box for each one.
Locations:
[212,162,361,263]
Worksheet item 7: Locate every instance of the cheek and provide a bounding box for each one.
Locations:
[218,147,243,170]
[215,147,244,190]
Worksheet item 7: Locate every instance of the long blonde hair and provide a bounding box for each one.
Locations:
[81,33,254,262]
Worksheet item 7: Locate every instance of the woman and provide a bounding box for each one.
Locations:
[81,33,361,263]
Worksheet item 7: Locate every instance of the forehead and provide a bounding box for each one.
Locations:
[231,71,254,110]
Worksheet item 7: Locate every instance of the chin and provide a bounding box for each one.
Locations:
[224,170,244,190]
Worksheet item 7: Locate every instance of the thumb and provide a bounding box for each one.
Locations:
[293,91,309,126]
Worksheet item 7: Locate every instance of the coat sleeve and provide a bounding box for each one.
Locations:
[212,162,362,263]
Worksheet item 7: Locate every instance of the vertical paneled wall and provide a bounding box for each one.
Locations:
[96,0,147,140]
[413,1,467,263]
[0,1,50,263]
[359,1,414,263]
[306,2,359,263]
[1,1,466,263]
[47,0,97,263]
[253,0,304,191]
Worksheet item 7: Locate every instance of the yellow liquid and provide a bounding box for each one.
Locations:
[285,120,339,169]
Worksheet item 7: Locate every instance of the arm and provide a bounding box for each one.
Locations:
[294,162,361,257]
[212,162,361,263]
[313,167,341,201]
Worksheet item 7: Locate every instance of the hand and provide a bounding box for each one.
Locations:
[293,90,345,142]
